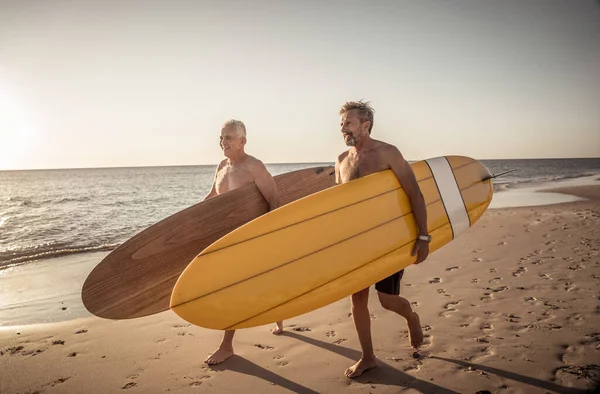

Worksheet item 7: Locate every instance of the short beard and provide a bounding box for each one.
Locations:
[345,136,356,147]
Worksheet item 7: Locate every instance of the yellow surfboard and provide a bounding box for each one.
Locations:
[170,156,494,330]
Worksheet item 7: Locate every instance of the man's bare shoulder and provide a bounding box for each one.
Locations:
[217,159,228,170]
[246,155,271,175]
[245,155,264,167]
[336,150,350,163]
[375,141,403,159]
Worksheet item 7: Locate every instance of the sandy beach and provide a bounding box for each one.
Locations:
[1,185,599,394]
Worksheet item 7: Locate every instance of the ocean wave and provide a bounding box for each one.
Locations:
[492,171,600,192]
[0,243,120,270]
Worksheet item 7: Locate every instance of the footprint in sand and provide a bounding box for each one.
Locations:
[480,323,493,330]
[150,353,162,361]
[437,288,447,294]
[566,313,585,326]
[75,329,88,335]
[513,267,527,277]
[422,334,433,347]
[554,365,600,389]
[506,314,521,323]
[403,363,422,373]
[186,375,211,387]
[472,258,483,262]
[277,360,290,367]
[480,292,492,301]
[333,338,347,345]
[52,340,65,345]
[122,382,137,389]
[446,266,460,271]
[273,355,284,360]
[44,377,70,388]
[429,277,441,284]
[292,327,311,332]
[254,344,274,350]
[411,301,419,307]
[489,268,497,273]
[471,278,479,284]
[439,300,461,317]
[487,286,509,293]
[488,277,502,284]
[326,331,336,337]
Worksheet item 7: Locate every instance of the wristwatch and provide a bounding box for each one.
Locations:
[418,234,431,243]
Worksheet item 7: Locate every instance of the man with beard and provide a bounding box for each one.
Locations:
[334,101,429,378]
[202,119,284,365]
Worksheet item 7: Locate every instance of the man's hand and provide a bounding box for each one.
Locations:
[411,239,429,264]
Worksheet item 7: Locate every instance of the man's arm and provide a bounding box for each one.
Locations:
[334,157,341,185]
[203,161,223,201]
[386,146,429,263]
[250,160,279,211]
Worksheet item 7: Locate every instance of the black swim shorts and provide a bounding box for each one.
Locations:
[375,269,404,295]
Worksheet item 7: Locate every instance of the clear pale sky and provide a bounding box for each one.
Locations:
[1,0,599,170]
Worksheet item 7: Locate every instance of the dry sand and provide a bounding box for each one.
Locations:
[1,186,599,394]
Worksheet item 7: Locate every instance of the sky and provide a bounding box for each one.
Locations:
[1,0,599,170]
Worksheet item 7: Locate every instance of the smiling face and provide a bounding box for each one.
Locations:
[340,109,371,147]
[220,125,246,158]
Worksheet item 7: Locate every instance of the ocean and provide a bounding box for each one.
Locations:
[1,158,599,270]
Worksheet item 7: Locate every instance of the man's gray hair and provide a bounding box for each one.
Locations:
[222,119,247,138]
[339,100,375,134]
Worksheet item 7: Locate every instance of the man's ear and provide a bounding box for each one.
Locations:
[362,120,371,135]
[241,136,247,145]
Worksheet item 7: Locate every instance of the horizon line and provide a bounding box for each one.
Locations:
[1,156,599,172]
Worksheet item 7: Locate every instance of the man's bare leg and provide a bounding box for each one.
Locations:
[377,292,424,348]
[271,320,284,335]
[345,288,378,378]
[205,330,235,365]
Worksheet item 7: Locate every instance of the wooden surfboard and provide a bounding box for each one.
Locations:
[169,156,494,330]
[82,165,336,319]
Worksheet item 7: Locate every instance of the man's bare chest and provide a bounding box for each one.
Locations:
[339,154,388,183]
[215,166,254,192]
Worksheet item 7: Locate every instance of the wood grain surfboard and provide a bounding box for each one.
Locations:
[81,165,336,320]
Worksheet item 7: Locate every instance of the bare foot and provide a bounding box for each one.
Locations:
[271,321,284,335]
[345,357,378,378]
[204,346,234,365]
[407,312,424,348]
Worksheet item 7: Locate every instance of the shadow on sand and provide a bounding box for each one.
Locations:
[209,354,320,394]
[431,356,597,394]
[282,331,460,394]
[205,332,594,393]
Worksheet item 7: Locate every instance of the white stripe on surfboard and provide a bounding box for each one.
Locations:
[425,157,471,238]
